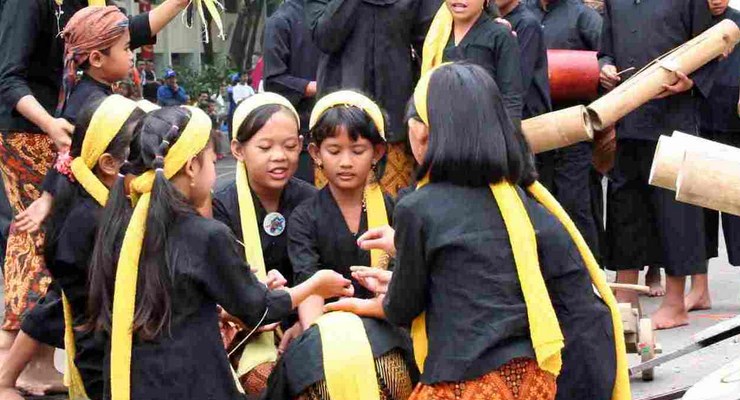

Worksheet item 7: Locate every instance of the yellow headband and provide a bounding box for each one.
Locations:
[413,63,451,127]
[309,90,386,140]
[130,106,212,197]
[69,94,138,206]
[111,105,213,400]
[232,92,300,140]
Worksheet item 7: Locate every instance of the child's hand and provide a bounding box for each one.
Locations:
[350,266,393,294]
[356,225,396,257]
[278,322,303,355]
[264,269,287,290]
[311,270,354,299]
[324,296,385,319]
[14,191,53,233]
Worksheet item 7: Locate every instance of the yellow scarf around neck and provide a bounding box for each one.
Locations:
[420,4,454,75]
[230,93,300,375]
[411,65,631,400]
[110,106,211,400]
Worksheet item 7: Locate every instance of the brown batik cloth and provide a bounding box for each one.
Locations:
[239,361,275,398]
[313,142,415,197]
[408,358,557,400]
[297,349,414,400]
[0,132,55,331]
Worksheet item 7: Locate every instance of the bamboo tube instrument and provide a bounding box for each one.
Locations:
[675,150,740,217]
[588,19,740,132]
[521,105,594,154]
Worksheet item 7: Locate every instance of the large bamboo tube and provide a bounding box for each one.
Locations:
[588,19,740,132]
[649,131,740,190]
[521,105,594,154]
[675,150,740,217]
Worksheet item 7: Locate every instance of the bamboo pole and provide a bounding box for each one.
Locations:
[650,132,740,190]
[676,150,740,217]
[588,19,740,132]
[521,105,594,154]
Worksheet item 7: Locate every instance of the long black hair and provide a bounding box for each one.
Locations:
[87,107,215,339]
[44,96,143,268]
[413,62,537,187]
[235,104,298,143]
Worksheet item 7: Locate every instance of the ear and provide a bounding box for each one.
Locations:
[372,143,387,164]
[231,139,246,162]
[88,50,104,69]
[97,153,121,179]
[308,142,321,164]
[183,156,199,180]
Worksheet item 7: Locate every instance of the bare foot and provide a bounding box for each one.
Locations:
[685,289,712,312]
[0,388,24,400]
[652,303,689,330]
[645,267,665,297]
[15,362,65,397]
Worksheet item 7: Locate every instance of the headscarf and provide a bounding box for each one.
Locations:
[110,106,212,400]
[230,93,300,376]
[411,65,631,400]
[309,90,389,269]
[58,6,129,115]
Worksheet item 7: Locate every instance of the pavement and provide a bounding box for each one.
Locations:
[2,156,739,399]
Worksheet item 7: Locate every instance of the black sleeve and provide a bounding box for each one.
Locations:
[578,5,602,52]
[263,15,310,104]
[211,192,239,238]
[412,0,440,60]
[516,18,544,98]
[597,0,615,68]
[191,224,294,326]
[0,0,42,111]
[305,0,362,53]
[383,200,428,327]
[494,30,524,127]
[686,0,716,97]
[128,12,156,51]
[41,169,62,196]
[287,204,322,285]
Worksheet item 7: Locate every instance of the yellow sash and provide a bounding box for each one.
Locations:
[110,106,211,400]
[420,4,453,75]
[315,312,380,400]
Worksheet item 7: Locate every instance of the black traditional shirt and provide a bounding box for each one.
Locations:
[102,215,293,400]
[598,0,715,141]
[383,182,615,393]
[305,0,438,142]
[288,186,394,299]
[505,3,552,119]
[527,0,602,51]
[442,13,524,126]
[263,0,321,132]
[699,8,740,134]
[0,0,154,133]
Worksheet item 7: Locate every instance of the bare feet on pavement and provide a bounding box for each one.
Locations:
[645,266,666,297]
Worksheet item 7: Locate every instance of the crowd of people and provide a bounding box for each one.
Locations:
[0,0,737,399]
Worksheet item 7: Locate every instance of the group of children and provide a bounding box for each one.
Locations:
[0,2,639,400]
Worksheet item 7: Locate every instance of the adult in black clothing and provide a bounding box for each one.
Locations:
[598,0,716,330]
[691,0,740,313]
[526,0,603,261]
[305,0,438,195]
[264,0,321,184]
[0,0,188,393]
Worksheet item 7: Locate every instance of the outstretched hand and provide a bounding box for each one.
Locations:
[350,266,393,294]
[324,296,386,319]
[356,225,396,257]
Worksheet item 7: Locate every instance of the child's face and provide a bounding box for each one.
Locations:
[233,111,302,193]
[408,118,430,165]
[707,0,729,16]
[190,143,217,209]
[312,127,381,192]
[100,30,133,83]
[446,0,486,22]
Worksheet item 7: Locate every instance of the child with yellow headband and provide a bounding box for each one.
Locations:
[0,94,146,400]
[289,91,393,329]
[85,106,352,400]
[211,93,317,395]
[327,63,629,400]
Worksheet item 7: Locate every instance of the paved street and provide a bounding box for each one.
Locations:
[2,157,739,399]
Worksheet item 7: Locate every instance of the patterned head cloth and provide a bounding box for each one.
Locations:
[58,6,129,115]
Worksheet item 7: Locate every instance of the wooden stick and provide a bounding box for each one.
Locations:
[608,282,651,295]
[521,105,594,154]
[588,19,740,132]
[676,150,740,217]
